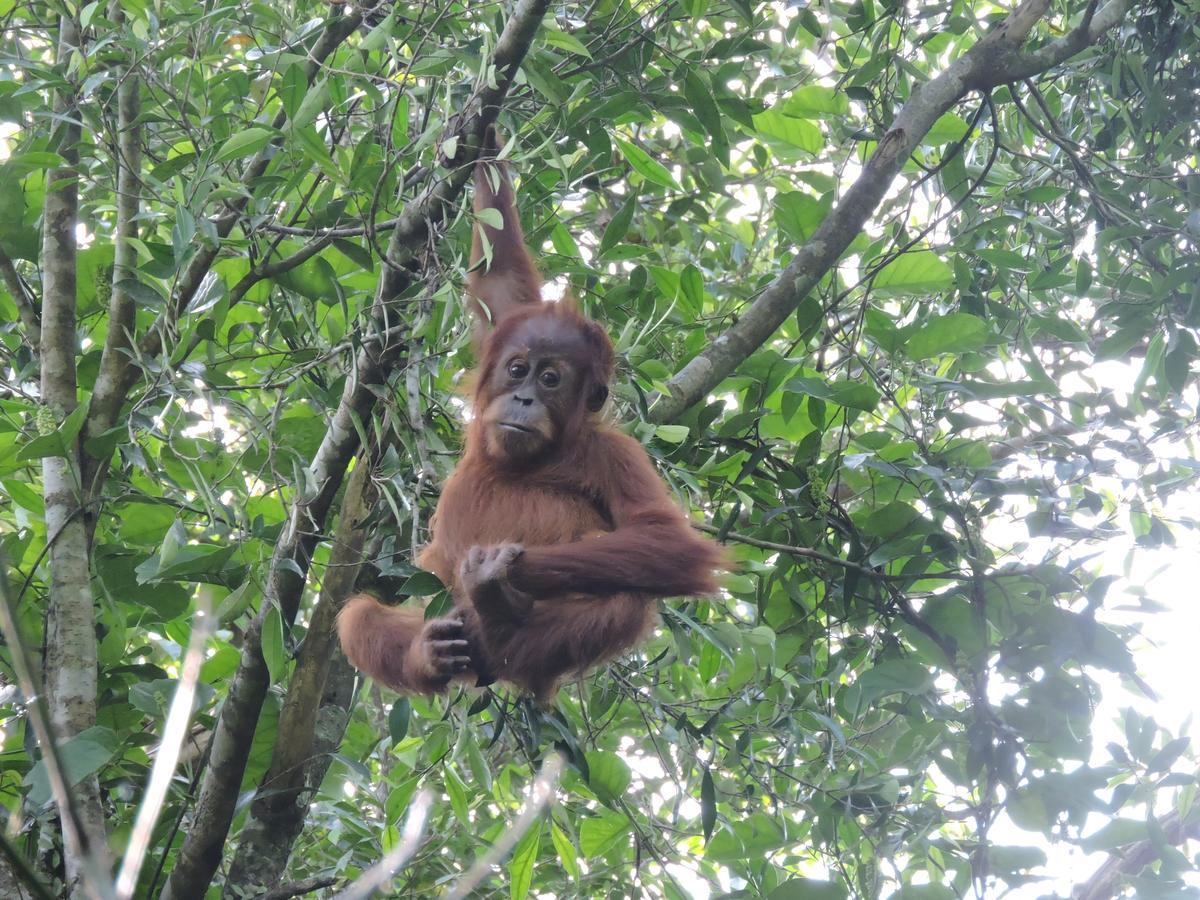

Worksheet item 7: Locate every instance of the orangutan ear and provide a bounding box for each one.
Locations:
[586,383,609,413]
[467,126,543,329]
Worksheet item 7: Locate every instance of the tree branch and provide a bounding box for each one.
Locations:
[0,245,38,343]
[648,0,1131,423]
[986,0,1129,85]
[260,877,338,900]
[1073,807,1200,900]
[82,3,143,514]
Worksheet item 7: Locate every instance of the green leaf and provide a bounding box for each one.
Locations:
[508,823,541,900]
[586,751,632,803]
[855,659,934,705]
[261,604,286,685]
[768,879,849,899]
[400,571,444,595]
[785,376,880,411]
[278,65,307,120]
[599,195,637,256]
[613,136,679,190]
[923,112,972,145]
[25,726,119,808]
[873,250,954,295]
[1164,331,1196,393]
[543,28,592,58]
[779,86,851,118]
[214,127,274,164]
[216,581,255,623]
[291,78,330,129]
[752,110,821,152]
[905,313,988,360]
[680,264,704,313]
[3,479,43,513]
[291,125,340,180]
[17,400,89,461]
[550,222,580,258]
[1080,818,1147,851]
[774,191,826,242]
[579,811,630,857]
[655,425,690,443]
[550,821,579,879]
[359,9,395,51]
[388,699,411,744]
[863,502,921,538]
[1031,314,1089,343]
[682,70,728,164]
[700,768,716,842]
[476,207,504,230]
[5,151,65,176]
[445,765,469,824]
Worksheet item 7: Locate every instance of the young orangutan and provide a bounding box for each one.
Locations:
[338,127,725,701]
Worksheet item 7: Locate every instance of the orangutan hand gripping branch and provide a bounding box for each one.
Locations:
[338,128,727,701]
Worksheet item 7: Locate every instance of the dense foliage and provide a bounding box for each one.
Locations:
[1,1,1198,898]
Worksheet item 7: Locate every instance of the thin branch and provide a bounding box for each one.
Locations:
[114,601,216,900]
[697,522,894,578]
[989,0,1129,84]
[330,791,433,900]
[443,754,564,900]
[649,0,1131,423]
[0,246,38,342]
[259,877,338,900]
[258,165,432,237]
[38,13,110,895]
[223,459,375,894]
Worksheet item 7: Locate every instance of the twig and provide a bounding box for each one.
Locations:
[260,877,338,900]
[330,791,433,900]
[114,600,216,900]
[443,754,564,900]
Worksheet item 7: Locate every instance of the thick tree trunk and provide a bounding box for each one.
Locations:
[38,15,106,896]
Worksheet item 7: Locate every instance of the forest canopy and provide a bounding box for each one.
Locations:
[0,0,1198,898]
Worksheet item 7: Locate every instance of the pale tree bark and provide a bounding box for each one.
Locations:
[38,14,107,896]
[159,4,555,897]
[649,0,1132,424]
[222,461,372,894]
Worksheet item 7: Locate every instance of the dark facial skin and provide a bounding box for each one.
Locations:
[480,315,605,464]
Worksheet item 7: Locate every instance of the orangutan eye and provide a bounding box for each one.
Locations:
[539,369,561,388]
[508,360,529,379]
